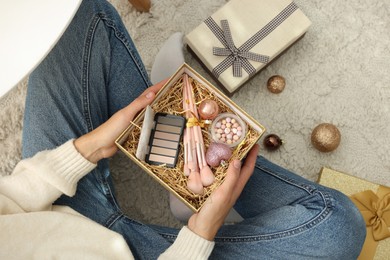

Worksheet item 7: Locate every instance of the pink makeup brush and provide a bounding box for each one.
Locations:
[186,163,204,195]
[182,128,190,177]
[183,76,203,194]
[183,75,215,187]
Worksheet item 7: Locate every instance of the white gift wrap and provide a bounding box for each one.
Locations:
[184,0,311,94]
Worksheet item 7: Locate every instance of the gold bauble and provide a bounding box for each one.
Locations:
[267,75,286,94]
[311,123,341,152]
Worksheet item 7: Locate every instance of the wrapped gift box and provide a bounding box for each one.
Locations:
[115,63,265,212]
[184,0,311,96]
[318,167,390,260]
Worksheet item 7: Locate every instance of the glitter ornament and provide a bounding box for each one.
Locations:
[311,123,341,152]
[205,142,232,167]
[198,99,219,120]
[267,75,286,94]
[263,134,283,151]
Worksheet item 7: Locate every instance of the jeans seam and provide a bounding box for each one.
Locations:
[82,13,145,228]
[82,13,151,132]
[210,163,335,242]
[158,191,334,242]
[98,13,151,87]
[94,170,124,228]
[158,167,335,242]
[82,15,101,132]
[102,176,123,214]
[256,162,316,194]
[105,212,124,229]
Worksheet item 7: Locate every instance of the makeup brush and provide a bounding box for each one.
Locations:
[182,128,190,176]
[182,88,190,177]
[184,75,215,187]
[186,164,204,195]
[183,76,203,194]
[183,79,196,174]
[186,136,203,194]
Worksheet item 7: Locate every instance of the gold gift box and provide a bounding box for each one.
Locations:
[115,63,265,212]
[318,167,390,260]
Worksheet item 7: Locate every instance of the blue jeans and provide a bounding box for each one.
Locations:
[22,0,366,259]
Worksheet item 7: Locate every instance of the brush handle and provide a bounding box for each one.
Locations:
[183,75,215,186]
[182,82,190,176]
[183,75,204,193]
[184,76,208,168]
[183,129,190,176]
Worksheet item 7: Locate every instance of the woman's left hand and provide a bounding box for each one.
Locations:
[188,144,259,241]
[74,80,166,164]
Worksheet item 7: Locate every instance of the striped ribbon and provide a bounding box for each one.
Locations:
[204,2,298,78]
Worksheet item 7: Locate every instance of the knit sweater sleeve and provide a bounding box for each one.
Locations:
[159,226,215,260]
[0,140,215,259]
[0,140,96,213]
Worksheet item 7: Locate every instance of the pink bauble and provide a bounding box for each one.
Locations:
[205,142,232,167]
[198,99,219,120]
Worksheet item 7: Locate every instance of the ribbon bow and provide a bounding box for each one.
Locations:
[212,20,269,77]
[350,186,390,260]
[204,2,298,78]
[186,117,205,128]
[185,112,211,128]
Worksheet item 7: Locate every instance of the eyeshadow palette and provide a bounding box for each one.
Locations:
[145,113,186,167]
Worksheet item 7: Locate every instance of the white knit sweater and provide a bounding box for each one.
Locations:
[0,140,214,259]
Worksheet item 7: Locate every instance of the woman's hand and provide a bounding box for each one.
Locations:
[188,144,259,240]
[74,80,166,164]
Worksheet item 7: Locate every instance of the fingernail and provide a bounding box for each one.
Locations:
[233,160,241,169]
[146,92,154,99]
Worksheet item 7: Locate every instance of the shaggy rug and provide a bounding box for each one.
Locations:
[1,0,389,228]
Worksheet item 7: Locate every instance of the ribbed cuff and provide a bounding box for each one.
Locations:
[32,140,96,196]
[159,226,214,260]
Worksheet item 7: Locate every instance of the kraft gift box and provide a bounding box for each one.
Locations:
[184,0,311,96]
[115,63,265,212]
[318,167,390,260]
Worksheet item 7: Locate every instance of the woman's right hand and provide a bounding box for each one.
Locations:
[187,144,259,241]
[74,80,166,164]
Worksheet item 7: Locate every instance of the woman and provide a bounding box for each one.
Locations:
[0,0,366,259]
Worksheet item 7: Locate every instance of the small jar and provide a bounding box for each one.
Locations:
[210,113,247,148]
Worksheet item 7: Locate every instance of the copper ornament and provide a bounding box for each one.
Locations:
[311,123,341,152]
[263,134,283,151]
[267,75,286,94]
[198,99,219,120]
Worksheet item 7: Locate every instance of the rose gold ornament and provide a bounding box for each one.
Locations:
[267,75,286,94]
[205,142,232,167]
[311,123,341,152]
[198,99,219,120]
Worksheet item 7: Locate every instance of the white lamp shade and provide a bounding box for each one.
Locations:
[0,0,82,97]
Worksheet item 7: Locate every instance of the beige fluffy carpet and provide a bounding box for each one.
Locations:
[1,0,389,228]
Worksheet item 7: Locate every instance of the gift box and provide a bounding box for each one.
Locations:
[184,0,311,96]
[318,167,390,260]
[115,63,265,212]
